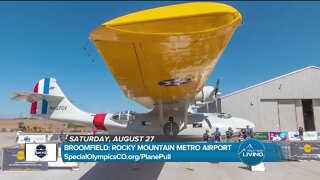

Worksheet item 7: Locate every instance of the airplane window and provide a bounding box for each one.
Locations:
[112,114,120,120]
[111,110,136,124]
[193,122,202,128]
[126,111,135,121]
[225,114,232,118]
[128,114,134,121]
[141,121,152,126]
[111,111,129,124]
[119,114,128,121]
[217,113,232,119]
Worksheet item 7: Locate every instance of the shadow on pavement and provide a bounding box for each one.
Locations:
[238,166,250,171]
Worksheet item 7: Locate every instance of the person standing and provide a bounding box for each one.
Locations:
[214,128,221,142]
[272,133,281,142]
[244,125,252,139]
[298,126,304,141]
[226,127,234,142]
[59,130,65,142]
[238,129,245,142]
[203,130,209,141]
[208,133,214,143]
[16,130,21,143]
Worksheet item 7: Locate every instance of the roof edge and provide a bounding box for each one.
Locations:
[221,65,320,99]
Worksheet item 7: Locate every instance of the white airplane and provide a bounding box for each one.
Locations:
[12,78,254,136]
[12,2,255,136]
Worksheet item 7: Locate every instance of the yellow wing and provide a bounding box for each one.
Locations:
[90,2,242,109]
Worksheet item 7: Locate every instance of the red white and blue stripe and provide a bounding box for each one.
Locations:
[30,78,50,115]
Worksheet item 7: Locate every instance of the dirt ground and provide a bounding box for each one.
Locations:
[0,119,92,133]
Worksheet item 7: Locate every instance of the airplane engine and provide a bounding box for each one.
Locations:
[194,86,215,104]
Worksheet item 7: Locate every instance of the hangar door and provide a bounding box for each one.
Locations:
[278,99,297,131]
[260,100,279,131]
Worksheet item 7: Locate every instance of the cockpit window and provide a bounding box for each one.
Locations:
[217,113,232,119]
[111,110,136,124]
[112,114,120,120]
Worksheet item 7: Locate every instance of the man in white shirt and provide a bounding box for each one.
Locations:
[272,133,281,142]
[16,131,22,143]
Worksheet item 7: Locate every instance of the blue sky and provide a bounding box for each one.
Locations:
[1,1,320,118]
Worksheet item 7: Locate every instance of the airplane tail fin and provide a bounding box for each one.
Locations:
[12,78,93,124]
[30,78,64,115]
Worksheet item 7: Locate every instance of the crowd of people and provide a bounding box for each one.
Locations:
[203,125,253,142]
[203,125,306,142]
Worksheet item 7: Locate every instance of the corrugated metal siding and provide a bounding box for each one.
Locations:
[295,99,304,129]
[260,100,279,131]
[220,67,320,131]
[258,68,320,99]
[313,99,320,131]
[278,99,297,131]
[223,67,320,100]
[221,87,262,130]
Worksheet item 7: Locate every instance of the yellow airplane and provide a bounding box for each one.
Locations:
[90,2,242,110]
[13,2,254,136]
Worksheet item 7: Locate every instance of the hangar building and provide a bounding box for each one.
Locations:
[200,66,320,132]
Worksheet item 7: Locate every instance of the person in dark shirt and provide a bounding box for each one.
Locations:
[226,127,234,142]
[244,125,252,139]
[208,133,214,143]
[298,126,304,141]
[59,130,65,142]
[213,128,221,142]
[238,129,245,142]
[203,130,209,141]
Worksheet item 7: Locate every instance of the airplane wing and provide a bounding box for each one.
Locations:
[90,2,242,109]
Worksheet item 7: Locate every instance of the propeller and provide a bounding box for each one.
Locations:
[213,79,220,97]
[214,79,220,113]
[193,79,220,109]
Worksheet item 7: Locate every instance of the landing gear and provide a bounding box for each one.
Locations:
[163,117,179,136]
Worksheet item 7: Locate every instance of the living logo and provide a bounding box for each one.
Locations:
[238,138,266,166]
